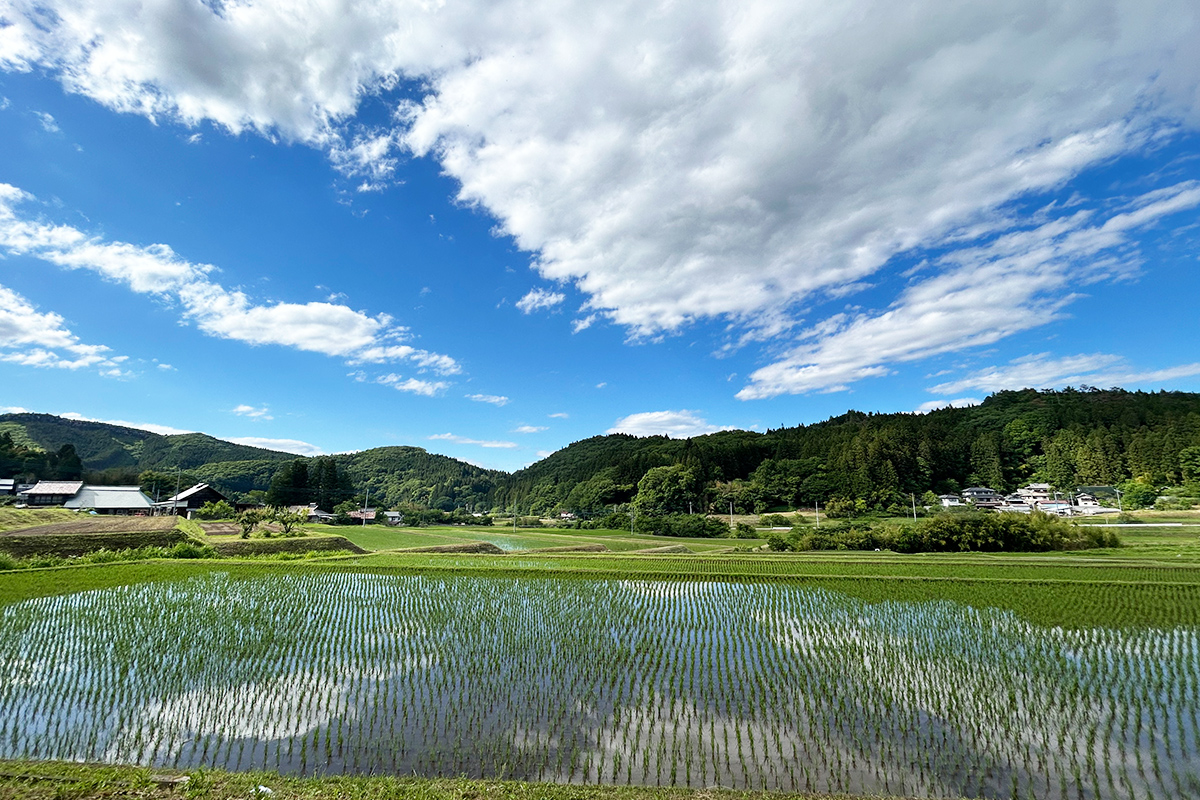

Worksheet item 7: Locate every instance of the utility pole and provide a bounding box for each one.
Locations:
[911,493,917,522]
[729,501,734,530]
[815,502,820,528]
[362,486,369,526]
[173,466,181,517]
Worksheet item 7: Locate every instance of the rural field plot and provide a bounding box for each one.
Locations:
[0,570,1197,799]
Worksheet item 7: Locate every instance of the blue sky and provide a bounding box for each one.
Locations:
[1,0,1199,471]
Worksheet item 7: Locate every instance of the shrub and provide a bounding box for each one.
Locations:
[733,522,758,539]
[194,500,235,520]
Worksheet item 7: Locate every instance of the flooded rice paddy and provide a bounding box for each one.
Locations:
[0,571,1197,799]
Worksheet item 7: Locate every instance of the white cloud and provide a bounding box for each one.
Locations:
[376,374,448,396]
[0,283,130,373]
[513,424,547,434]
[0,184,459,376]
[515,288,565,314]
[466,393,510,406]
[0,406,29,414]
[914,398,982,414]
[231,404,273,420]
[927,354,1200,396]
[607,410,734,438]
[548,412,569,419]
[737,183,1200,398]
[34,111,58,133]
[428,432,518,449]
[226,437,325,456]
[6,0,1200,385]
[58,412,192,436]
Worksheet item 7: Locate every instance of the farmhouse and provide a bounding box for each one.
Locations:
[0,478,15,496]
[1017,483,1052,506]
[157,483,232,517]
[961,486,1001,507]
[288,503,337,523]
[938,494,964,508]
[18,480,84,506]
[16,481,154,514]
[63,485,154,514]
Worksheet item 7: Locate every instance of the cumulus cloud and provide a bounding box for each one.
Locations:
[6,0,1200,386]
[231,404,272,420]
[607,410,734,438]
[0,283,130,373]
[428,432,518,449]
[466,393,509,406]
[226,437,325,456]
[515,288,565,314]
[927,354,1200,396]
[0,184,459,377]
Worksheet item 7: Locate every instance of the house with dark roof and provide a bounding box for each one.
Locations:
[0,478,15,496]
[156,483,231,517]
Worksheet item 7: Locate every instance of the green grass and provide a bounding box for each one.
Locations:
[330,524,761,553]
[0,760,894,799]
[0,507,75,531]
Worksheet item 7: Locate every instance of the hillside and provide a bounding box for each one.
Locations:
[499,388,1200,514]
[4,388,1200,514]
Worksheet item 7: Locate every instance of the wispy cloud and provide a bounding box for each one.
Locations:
[515,288,565,314]
[466,393,510,406]
[231,404,273,420]
[914,398,982,414]
[928,353,1200,396]
[513,424,547,434]
[226,437,325,456]
[429,432,518,449]
[607,410,734,438]
[0,184,460,378]
[738,183,1200,398]
[58,412,192,436]
[548,412,569,419]
[0,283,130,375]
[377,374,448,396]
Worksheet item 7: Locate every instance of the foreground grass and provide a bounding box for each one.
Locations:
[0,761,907,800]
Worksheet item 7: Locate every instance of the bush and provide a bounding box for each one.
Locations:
[634,513,730,538]
[759,514,792,527]
[194,500,235,520]
[733,522,758,539]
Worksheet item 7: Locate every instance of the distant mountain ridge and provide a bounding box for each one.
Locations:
[5,387,1200,513]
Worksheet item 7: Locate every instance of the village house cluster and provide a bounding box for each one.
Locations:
[937,484,1122,516]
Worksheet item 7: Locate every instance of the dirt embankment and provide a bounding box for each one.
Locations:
[210,536,367,557]
[393,542,506,554]
[0,515,178,537]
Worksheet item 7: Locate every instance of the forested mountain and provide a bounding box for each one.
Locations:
[4,388,1200,514]
[499,388,1200,514]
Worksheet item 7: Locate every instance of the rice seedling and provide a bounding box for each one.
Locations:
[0,570,1195,799]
